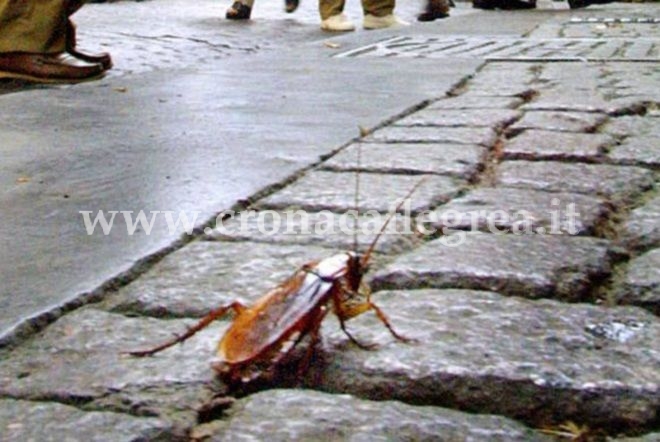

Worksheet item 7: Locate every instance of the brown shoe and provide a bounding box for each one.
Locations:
[66,21,112,70]
[0,52,104,84]
[68,48,113,71]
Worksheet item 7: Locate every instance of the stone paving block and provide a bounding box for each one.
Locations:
[371,232,612,301]
[462,63,537,97]
[258,171,463,214]
[508,111,608,133]
[364,126,498,146]
[0,399,176,441]
[200,389,551,442]
[420,187,611,237]
[104,241,349,317]
[206,212,420,256]
[320,142,487,180]
[604,116,660,139]
[621,193,660,252]
[496,160,655,205]
[608,136,660,168]
[615,248,660,315]
[521,93,615,113]
[0,309,220,427]
[427,95,524,110]
[503,130,614,161]
[314,289,660,433]
[395,108,522,129]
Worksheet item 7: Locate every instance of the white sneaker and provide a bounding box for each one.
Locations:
[363,14,409,30]
[321,13,356,32]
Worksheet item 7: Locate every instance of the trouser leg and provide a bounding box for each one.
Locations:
[362,0,393,17]
[319,0,345,20]
[0,0,72,53]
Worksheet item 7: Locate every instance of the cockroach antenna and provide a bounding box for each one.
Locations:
[360,177,427,267]
[353,142,361,254]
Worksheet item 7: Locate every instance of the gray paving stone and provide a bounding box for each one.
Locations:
[258,171,463,214]
[314,289,660,433]
[604,116,660,139]
[519,63,659,115]
[503,130,614,161]
[320,142,487,180]
[496,160,655,205]
[615,248,660,315]
[364,126,498,146]
[427,95,524,110]
[621,192,660,251]
[420,187,611,237]
[395,108,522,129]
[521,94,616,113]
[462,63,537,97]
[371,232,612,301]
[508,111,608,133]
[0,309,219,426]
[0,399,176,442]
[206,212,421,255]
[104,241,347,317]
[200,389,551,442]
[608,136,660,168]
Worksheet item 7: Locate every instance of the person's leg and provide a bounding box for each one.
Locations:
[0,0,68,53]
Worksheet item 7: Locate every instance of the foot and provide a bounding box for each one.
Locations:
[363,14,409,30]
[472,0,499,9]
[66,20,112,71]
[68,48,112,71]
[226,1,252,20]
[0,52,104,83]
[418,0,450,21]
[499,0,536,9]
[568,0,612,8]
[285,0,299,13]
[321,13,356,32]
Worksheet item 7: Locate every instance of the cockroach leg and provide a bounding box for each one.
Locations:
[125,301,247,357]
[367,301,416,343]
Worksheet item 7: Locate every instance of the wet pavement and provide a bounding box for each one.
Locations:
[0,0,659,440]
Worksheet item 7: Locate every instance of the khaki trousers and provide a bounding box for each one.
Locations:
[319,0,394,20]
[0,0,84,53]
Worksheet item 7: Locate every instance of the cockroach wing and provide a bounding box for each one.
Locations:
[218,253,352,363]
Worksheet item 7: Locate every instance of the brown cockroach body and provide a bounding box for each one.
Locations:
[127,181,421,386]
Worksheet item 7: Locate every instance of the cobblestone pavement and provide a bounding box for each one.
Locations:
[1,1,659,441]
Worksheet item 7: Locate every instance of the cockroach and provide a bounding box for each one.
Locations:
[126,176,423,386]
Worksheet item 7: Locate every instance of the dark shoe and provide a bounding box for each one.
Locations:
[473,0,535,8]
[285,0,299,13]
[0,52,104,83]
[226,1,252,19]
[499,0,536,9]
[473,0,499,9]
[66,21,112,71]
[418,0,450,21]
[568,0,612,8]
